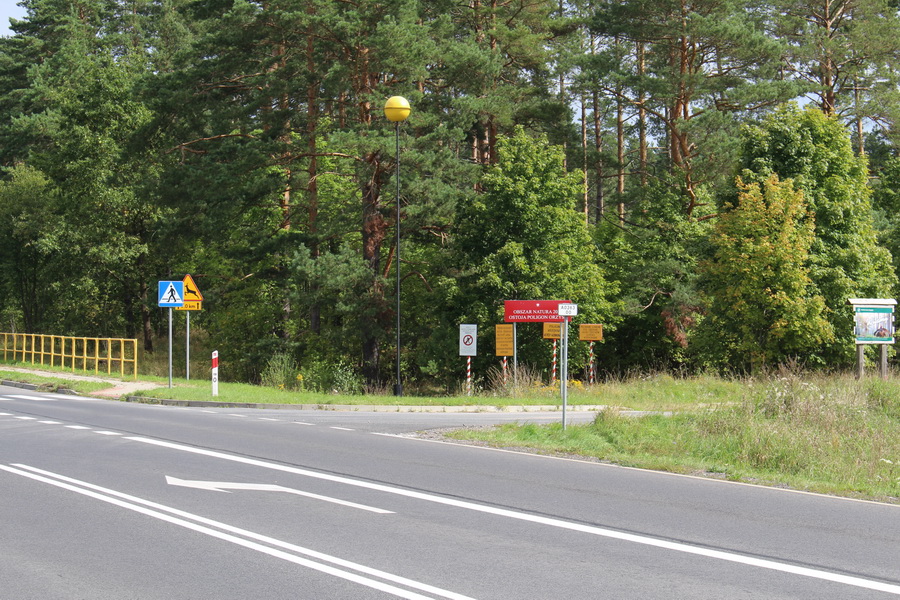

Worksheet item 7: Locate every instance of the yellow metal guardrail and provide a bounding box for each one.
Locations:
[1,333,138,380]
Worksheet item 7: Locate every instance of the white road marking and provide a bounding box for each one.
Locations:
[330,427,354,431]
[293,421,314,426]
[65,425,90,430]
[5,395,56,401]
[1,464,476,600]
[94,431,122,436]
[15,416,36,420]
[227,414,246,418]
[38,420,62,424]
[259,418,280,422]
[165,477,393,514]
[0,412,11,416]
[127,436,900,596]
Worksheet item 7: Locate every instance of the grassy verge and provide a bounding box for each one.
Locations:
[123,372,749,409]
[449,373,900,502]
[0,369,111,395]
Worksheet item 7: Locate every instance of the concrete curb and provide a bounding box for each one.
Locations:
[123,395,609,413]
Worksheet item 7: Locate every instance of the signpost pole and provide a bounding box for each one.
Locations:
[168,307,173,389]
[513,323,518,393]
[186,312,190,381]
[589,341,595,385]
[551,339,557,385]
[561,316,568,431]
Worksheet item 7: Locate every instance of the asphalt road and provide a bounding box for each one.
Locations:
[1,384,898,599]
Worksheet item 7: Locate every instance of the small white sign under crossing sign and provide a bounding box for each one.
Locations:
[459,324,477,356]
[558,303,578,317]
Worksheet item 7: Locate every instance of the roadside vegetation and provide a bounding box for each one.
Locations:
[449,371,900,503]
[2,360,898,502]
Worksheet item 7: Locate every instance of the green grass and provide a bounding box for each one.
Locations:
[449,373,900,502]
[0,369,110,395]
[0,360,762,409]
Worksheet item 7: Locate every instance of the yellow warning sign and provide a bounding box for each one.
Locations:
[176,275,204,311]
[182,274,203,301]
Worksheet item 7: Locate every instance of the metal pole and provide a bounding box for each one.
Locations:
[394,121,403,396]
[513,322,518,394]
[562,316,568,430]
[168,307,173,388]
[186,311,190,381]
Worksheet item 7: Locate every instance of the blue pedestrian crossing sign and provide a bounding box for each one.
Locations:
[158,281,185,307]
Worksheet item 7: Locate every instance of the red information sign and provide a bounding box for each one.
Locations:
[504,300,570,323]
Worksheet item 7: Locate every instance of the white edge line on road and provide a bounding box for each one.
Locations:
[376,432,900,509]
[1,463,475,600]
[125,435,900,596]
[330,427,355,431]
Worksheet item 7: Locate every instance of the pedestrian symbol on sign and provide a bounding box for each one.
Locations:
[158,281,185,307]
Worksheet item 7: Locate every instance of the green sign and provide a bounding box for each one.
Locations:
[854,306,894,344]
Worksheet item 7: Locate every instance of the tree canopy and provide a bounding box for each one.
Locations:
[1,0,899,386]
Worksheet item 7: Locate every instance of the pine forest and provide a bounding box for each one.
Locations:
[2,0,900,392]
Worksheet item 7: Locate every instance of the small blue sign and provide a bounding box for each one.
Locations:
[158,281,185,307]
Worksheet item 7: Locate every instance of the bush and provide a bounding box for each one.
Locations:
[260,353,299,391]
[301,357,364,394]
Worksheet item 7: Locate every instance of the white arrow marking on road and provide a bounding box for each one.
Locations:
[165,476,393,514]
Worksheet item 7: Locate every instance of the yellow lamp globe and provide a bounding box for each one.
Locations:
[384,96,411,122]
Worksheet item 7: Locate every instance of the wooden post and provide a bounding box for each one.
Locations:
[880,344,889,380]
[857,345,865,380]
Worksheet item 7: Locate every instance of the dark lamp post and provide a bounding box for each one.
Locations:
[384,96,410,396]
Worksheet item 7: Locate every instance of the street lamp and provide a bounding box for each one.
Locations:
[384,96,410,396]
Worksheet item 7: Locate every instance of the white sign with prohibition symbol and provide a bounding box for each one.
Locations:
[459,324,477,356]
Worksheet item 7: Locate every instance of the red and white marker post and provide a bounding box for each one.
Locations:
[589,341,595,385]
[551,339,558,385]
[211,350,219,397]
